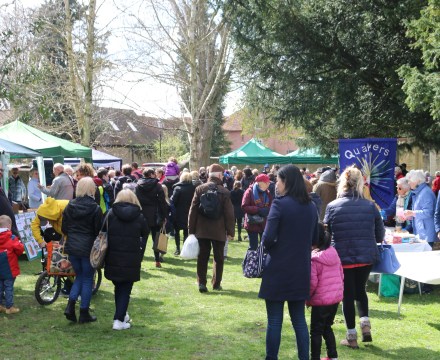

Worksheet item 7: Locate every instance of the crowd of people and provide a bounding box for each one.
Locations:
[1,156,440,359]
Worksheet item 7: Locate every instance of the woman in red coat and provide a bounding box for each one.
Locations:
[241,173,273,250]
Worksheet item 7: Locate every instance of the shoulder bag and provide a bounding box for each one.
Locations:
[90,211,110,269]
[242,243,268,278]
[371,243,401,274]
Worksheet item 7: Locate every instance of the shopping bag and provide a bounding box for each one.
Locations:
[242,243,268,278]
[46,239,75,276]
[153,225,168,254]
[180,234,200,259]
[380,274,400,297]
[371,244,401,274]
[90,212,110,269]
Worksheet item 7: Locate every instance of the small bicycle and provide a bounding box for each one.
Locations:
[34,245,102,305]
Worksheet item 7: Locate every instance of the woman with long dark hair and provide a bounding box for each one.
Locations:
[259,164,318,360]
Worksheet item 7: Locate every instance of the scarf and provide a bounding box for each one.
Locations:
[252,183,269,208]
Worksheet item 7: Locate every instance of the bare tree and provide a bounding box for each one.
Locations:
[64,0,97,146]
[118,0,232,169]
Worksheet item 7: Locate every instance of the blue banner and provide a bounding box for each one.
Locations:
[338,138,397,209]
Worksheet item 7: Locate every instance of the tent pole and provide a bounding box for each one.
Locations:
[36,156,47,202]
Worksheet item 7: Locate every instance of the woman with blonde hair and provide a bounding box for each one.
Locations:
[324,166,384,349]
[62,177,103,323]
[104,189,148,330]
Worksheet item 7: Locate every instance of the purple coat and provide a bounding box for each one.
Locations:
[307,246,344,306]
[165,162,180,177]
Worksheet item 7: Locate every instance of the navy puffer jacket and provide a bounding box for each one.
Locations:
[324,191,384,266]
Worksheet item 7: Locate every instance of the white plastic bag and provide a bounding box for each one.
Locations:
[180,234,200,260]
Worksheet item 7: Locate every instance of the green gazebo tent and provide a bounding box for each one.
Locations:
[287,148,339,164]
[219,138,291,165]
[0,120,92,190]
[0,120,92,162]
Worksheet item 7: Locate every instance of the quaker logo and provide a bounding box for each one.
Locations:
[339,138,397,209]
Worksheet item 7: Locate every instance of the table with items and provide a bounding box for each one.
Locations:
[375,227,433,315]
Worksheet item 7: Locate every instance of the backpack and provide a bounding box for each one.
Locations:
[199,183,222,219]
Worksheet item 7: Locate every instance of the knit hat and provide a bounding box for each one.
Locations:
[319,169,337,183]
[209,163,224,174]
[255,173,270,183]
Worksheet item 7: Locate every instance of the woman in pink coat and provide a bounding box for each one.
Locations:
[307,223,344,360]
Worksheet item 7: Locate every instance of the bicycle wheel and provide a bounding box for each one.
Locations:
[35,271,61,305]
[92,269,102,295]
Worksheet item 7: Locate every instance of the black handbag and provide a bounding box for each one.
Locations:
[247,214,264,224]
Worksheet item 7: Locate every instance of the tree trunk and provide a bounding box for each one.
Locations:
[82,0,96,147]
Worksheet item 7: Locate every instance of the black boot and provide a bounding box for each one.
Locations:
[64,300,77,322]
[78,308,97,323]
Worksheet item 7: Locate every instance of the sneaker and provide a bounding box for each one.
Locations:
[113,319,131,330]
[198,284,208,293]
[0,305,6,313]
[213,285,223,291]
[174,250,180,256]
[155,262,162,268]
[124,313,130,323]
[5,306,20,314]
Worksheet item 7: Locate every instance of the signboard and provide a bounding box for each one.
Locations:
[14,211,41,261]
[338,138,397,209]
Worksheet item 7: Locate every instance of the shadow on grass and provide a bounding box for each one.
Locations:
[428,322,440,332]
[352,344,440,359]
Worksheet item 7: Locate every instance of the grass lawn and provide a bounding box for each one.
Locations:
[1,238,440,359]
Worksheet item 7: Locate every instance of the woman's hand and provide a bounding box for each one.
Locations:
[403,210,415,219]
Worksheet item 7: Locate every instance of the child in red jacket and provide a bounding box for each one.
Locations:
[0,215,24,314]
[307,223,344,360]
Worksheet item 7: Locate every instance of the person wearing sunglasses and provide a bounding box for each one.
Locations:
[380,177,412,231]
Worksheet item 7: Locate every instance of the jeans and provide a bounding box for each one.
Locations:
[342,265,372,329]
[247,231,262,250]
[113,281,133,322]
[265,299,309,360]
[0,278,15,308]
[69,255,95,309]
[310,304,339,360]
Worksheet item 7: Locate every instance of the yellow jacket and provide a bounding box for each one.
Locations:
[31,197,69,244]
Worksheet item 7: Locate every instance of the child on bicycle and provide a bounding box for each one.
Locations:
[307,223,344,360]
[0,215,24,314]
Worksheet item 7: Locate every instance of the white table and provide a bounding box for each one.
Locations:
[394,250,440,315]
[374,241,432,315]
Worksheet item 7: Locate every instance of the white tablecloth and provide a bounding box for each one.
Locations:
[391,241,432,253]
[394,251,440,285]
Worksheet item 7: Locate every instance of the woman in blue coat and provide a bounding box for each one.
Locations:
[404,169,437,245]
[259,165,318,360]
